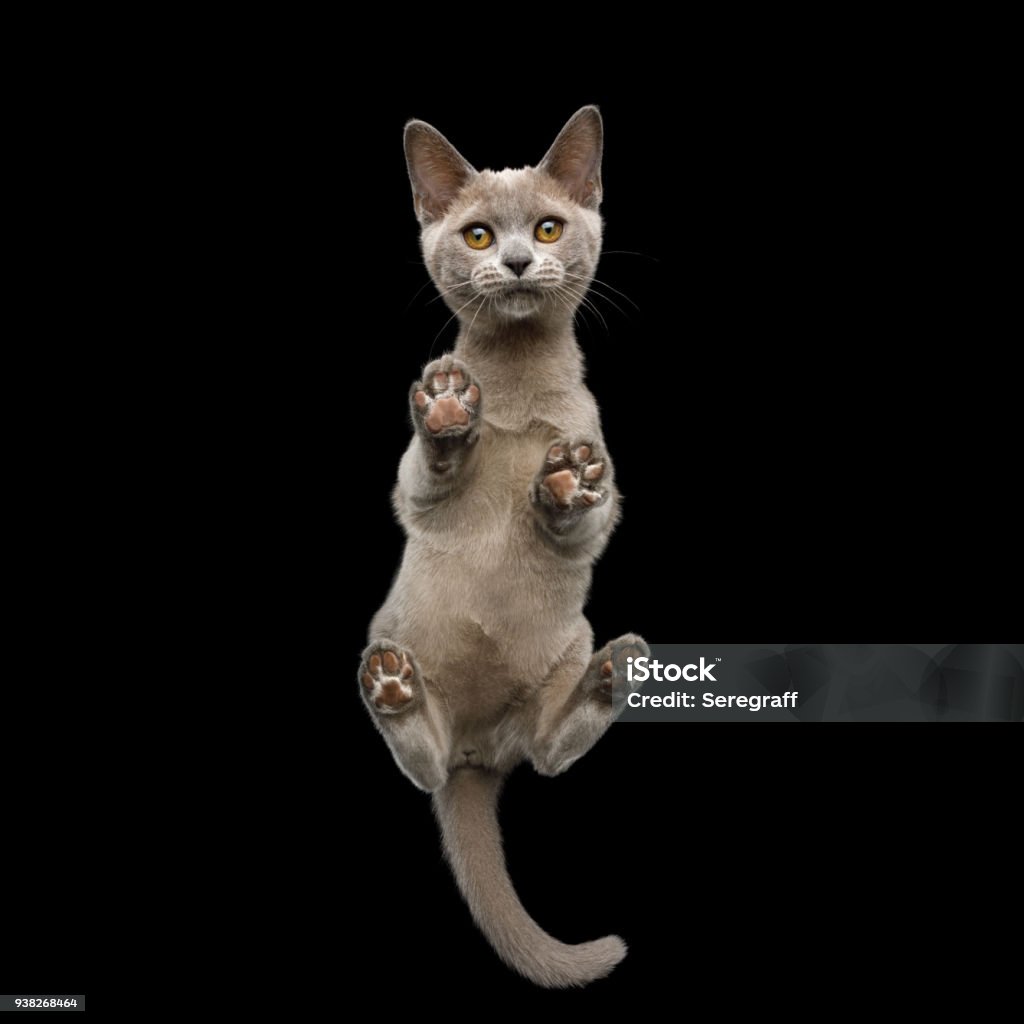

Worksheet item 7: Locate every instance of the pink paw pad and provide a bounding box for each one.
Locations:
[360,646,417,713]
[413,360,480,437]
[539,440,606,510]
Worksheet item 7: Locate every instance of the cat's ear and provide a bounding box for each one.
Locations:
[538,106,603,208]
[404,121,477,223]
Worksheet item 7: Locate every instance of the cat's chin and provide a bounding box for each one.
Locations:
[493,290,544,321]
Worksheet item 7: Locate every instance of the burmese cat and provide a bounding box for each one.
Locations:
[359,106,648,988]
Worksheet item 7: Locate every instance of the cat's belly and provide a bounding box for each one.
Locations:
[371,427,599,703]
[384,526,591,680]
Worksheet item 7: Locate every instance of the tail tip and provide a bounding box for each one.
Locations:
[596,934,628,976]
[523,934,628,989]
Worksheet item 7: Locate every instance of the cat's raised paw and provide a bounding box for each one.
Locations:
[359,641,421,715]
[411,356,480,439]
[533,441,607,521]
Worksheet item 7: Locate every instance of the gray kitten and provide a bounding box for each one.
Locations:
[359,107,648,989]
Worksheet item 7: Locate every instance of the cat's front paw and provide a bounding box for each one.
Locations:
[410,356,480,440]
[532,441,608,528]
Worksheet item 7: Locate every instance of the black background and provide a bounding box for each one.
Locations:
[1,57,1013,1010]
[344,79,1017,1007]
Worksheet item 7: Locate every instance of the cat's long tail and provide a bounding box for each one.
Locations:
[433,768,626,989]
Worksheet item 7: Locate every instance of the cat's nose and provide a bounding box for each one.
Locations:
[504,256,533,278]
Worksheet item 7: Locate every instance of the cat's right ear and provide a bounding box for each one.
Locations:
[404,121,477,224]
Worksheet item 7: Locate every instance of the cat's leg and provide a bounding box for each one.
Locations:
[359,639,451,793]
[529,633,649,777]
[399,354,482,504]
[530,441,617,545]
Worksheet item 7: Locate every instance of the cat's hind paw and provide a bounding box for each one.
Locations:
[359,641,421,715]
[590,634,650,708]
[410,356,480,439]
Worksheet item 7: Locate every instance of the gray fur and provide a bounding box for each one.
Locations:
[359,106,647,989]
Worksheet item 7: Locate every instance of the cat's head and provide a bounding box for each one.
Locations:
[404,107,603,327]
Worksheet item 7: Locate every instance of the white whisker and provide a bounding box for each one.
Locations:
[600,249,659,261]
[560,271,637,316]
[429,291,486,356]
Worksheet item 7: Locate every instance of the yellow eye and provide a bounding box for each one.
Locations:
[463,225,493,250]
[535,219,563,243]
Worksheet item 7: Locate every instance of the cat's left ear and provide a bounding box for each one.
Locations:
[539,106,603,209]
[404,120,477,224]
